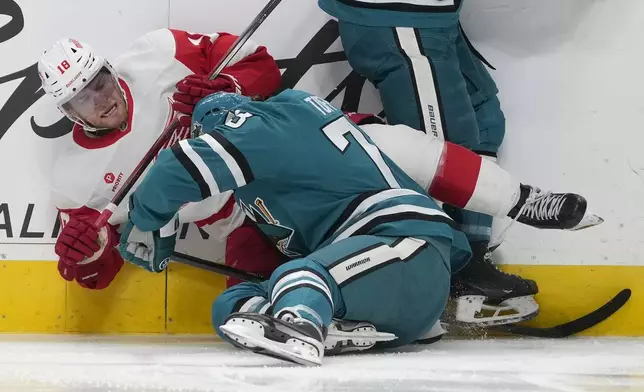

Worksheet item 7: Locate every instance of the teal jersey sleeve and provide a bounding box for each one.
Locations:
[128,144,204,232]
[129,88,404,234]
[129,127,265,232]
[129,96,300,232]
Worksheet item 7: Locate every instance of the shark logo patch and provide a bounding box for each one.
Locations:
[240,198,302,258]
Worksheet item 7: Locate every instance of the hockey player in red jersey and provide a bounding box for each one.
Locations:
[37,29,281,290]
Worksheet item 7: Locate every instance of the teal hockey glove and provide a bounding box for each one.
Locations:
[119,215,179,273]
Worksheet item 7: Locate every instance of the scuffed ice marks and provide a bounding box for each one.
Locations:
[0,336,643,391]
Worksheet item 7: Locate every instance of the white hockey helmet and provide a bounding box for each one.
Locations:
[38,38,123,130]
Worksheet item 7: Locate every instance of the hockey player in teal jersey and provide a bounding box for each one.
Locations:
[318,0,538,321]
[117,88,605,365]
[119,89,471,365]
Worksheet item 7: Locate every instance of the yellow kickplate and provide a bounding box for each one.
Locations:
[66,263,166,333]
[1,260,640,336]
[0,261,66,333]
[166,261,227,334]
[502,265,642,336]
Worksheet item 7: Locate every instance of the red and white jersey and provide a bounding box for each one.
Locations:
[50,29,281,237]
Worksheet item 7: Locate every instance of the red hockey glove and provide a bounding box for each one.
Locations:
[58,248,124,290]
[55,217,118,266]
[172,74,242,128]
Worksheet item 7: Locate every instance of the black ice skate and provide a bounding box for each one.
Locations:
[450,242,540,326]
[220,312,326,366]
[325,319,397,355]
[508,184,604,231]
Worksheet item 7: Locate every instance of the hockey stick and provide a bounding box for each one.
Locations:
[488,288,631,338]
[209,0,282,79]
[171,251,631,338]
[171,251,264,283]
[94,0,283,228]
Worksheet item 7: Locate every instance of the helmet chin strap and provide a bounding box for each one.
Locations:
[61,108,109,135]
[82,118,128,137]
[63,108,126,137]
[70,107,128,138]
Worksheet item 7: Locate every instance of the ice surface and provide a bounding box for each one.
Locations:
[0,335,642,392]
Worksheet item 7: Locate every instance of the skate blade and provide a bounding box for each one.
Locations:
[327,328,397,343]
[325,327,397,354]
[453,295,540,326]
[569,212,604,231]
[220,323,322,366]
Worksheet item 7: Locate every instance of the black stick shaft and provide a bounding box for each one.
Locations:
[208,0,284,80]
[171,252,265,282]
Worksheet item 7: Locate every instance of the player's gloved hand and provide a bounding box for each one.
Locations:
[118,216,178,273]
[58,248,124,290]
[172,74,242,127]
[55,216,118,266]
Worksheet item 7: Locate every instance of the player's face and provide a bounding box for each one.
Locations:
[63,70,128,129]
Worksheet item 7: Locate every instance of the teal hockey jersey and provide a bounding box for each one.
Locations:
[129,89,470,265]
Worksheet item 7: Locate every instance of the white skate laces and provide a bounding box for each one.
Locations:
[519,190,565,223]
[493,187,553,248]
